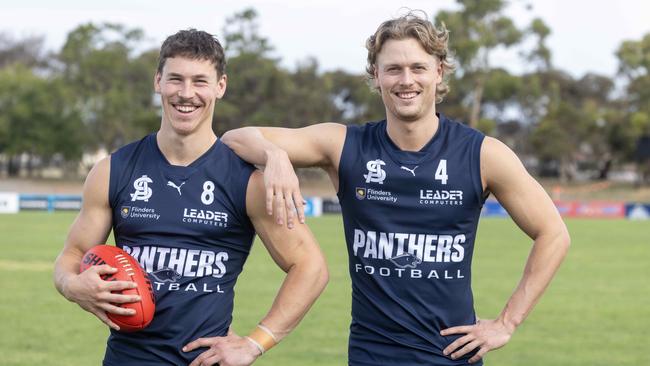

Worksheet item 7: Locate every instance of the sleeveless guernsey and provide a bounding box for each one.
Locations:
[338,114,486,365]
[105,133,255,365]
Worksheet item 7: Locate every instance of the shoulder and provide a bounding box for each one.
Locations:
[481,136,515,159]
[217,140,257,172]
[441,114,484,139]
[343,120,385,141]
[87,156,111,185]
[351,120,384,131]
[83,156,111,206]
[480,136,527,189]
[109,134,153,170]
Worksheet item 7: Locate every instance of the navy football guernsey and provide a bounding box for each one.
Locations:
[338,114,486,366]
[104,133,256,365]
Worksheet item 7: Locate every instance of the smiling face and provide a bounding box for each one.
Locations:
[374,38,442,123]
[154,56,226,136]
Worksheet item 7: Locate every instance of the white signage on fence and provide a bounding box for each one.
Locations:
[0,192,19,214]
[304,197,323,217]
[628,204,650,220]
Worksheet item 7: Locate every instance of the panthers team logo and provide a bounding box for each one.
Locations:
[389,253,422,268]
[364,159,386,184]
[151,268,182,282]
[355,187,366,200]
[130,175,153,202]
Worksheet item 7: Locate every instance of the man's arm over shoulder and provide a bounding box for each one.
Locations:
[53,157,139,330]
[222,123,347,169]
[442,137,570,363]
[184,171,328,366]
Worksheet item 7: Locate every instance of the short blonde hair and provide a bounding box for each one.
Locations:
[365,11,455,103]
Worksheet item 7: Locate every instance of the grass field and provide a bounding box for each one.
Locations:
[0,212,648,365]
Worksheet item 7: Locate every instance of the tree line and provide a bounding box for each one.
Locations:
[1,2,649,182]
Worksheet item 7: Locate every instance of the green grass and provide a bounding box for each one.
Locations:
[0,212,648,365]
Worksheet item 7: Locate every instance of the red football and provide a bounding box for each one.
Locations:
[80,245,155,332]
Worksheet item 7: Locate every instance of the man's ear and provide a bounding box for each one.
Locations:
[154,72,162,93]
[373,66,380,89]
[215,74,228,99]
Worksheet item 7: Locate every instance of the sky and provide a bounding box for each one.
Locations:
[1,0,649,78]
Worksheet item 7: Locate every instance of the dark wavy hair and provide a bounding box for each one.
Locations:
[157,29,226,77]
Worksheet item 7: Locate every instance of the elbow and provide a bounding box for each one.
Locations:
[554,225,571,258]
[221,128,244,147]
[220,129,235,146]
[306,254,329,294]
[561,229,571,253]
[312,256,329,293]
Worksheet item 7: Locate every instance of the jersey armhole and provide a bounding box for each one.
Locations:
[239,165,257,233]
[472,134,487,208]
[336,126,353,201]
[108,153,119,210]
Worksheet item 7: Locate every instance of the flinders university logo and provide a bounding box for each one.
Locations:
[364,159,386,184]
[121,206,131,218]
[130,175,153,202]
[355,187,366,200]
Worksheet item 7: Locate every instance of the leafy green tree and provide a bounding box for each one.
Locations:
[0,33,48,70]
[0,65,84,176]
[436,0,524,128]
[323,70,385,124]
[616,33,650,133]
[59,23,158,151]
[218,8,346,132]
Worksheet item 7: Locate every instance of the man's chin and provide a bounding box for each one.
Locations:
[168,120,199,135]
[392,109,423,122]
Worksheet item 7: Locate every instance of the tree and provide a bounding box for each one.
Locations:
[615,33,650,183]
[436,0,524,128]
[323,70,385,124]
[58,23,159,151]
[0,33,48,70]
[0,64,84,176]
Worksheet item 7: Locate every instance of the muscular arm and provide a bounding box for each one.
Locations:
[483,137,570,329]
[442,137,570,363]
[221,124,346,227]
[246,171,329,336]
[221,124,346,170]
[53,157,139,330]
[185,171,329,366]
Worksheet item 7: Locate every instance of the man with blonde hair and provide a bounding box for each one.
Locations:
[222,12,569,365]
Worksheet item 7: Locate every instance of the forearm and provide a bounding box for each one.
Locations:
[222,127,285,166]
[53,247,84,299]
[498,229,570,330]
[257,257,328,341]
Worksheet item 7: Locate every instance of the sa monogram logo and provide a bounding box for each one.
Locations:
[130,175,153,202]
[364,159,386,184]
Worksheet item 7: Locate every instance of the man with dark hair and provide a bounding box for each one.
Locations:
[222,12,570,366]
[54,29,328,366]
